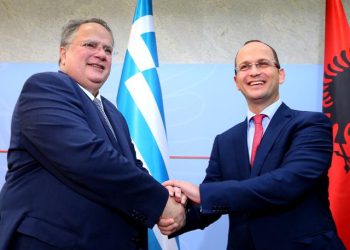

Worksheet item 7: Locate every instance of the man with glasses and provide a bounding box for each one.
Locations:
[0,18,185,250]
[159,40,345,250]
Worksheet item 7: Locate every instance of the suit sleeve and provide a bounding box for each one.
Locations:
[200,112,333,214]
[18,73,168,227]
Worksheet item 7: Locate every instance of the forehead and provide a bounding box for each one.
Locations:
[72,23,113,44]
[236,42,274,63]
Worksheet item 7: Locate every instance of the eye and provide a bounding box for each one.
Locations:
[82,41,98,49]
[239,64,250,71]
[103,46,113,55]
[257,61,271,68]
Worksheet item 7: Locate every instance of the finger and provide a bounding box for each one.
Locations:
[164,185,174,196]
[163,179,183,188]
[159,229,176,236]
[158,222,178,231]
[158,223,179,235]
[162,180,175,187]
[181,194,188,206]
[173,186,182,202]
[158,218,174,227]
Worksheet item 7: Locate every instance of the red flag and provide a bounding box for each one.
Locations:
[323,0,350,248]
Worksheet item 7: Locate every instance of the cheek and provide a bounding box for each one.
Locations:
[105,62,112,72]
[67,56,84,68]
[234,76,244,90]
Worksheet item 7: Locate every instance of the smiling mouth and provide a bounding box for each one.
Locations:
[249,80,265,86]
[89,63,105,71]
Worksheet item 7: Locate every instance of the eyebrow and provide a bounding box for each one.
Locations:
[238,58,273,64]
[83,39,113,47]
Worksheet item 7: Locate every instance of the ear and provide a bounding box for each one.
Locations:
[233,75,241,90]
[59,47,67,66]
[278,68,286,85]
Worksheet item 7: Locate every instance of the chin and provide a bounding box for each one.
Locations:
[89,76,107,84]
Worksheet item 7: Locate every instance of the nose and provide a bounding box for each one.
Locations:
[94,46,108,59]
[249,64,261,75]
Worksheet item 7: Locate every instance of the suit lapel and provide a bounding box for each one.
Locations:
[93,102,121,150]
[235,121,252,179]
[102,98,137,165]
[251,103,293,177]
[68,76,133,163]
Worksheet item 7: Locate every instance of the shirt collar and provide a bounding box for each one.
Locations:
[247,99,282,122]
[76,83,102,102]
[58,71,102,102]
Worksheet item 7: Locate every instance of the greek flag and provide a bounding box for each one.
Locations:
[117,0,180,249]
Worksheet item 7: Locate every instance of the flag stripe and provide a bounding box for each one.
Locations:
[148,229,162,250]
[128,16,156,71]
[118,89,168,182]
[125,72,168,162]
[117,0,179,249]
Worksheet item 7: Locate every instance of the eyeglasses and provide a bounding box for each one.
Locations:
[71,40,115,56]
[235,60,280,73]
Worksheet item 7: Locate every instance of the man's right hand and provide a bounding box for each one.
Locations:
[158,196,186,235]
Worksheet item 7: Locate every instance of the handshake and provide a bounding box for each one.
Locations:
[157,180,200,235]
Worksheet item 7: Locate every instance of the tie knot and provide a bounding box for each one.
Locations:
[94,98,104,110]
[253,114,265,124]
[94,97,102,105]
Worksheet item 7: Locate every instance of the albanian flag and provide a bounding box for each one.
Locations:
[322,0,350,248]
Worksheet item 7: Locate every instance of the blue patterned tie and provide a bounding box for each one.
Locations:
[93,98,117,140]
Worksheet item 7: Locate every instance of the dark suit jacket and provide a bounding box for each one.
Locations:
[175,103,345,250]
[0,71,169,249]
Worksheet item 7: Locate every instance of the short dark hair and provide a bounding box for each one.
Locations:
[234,40,280,75]
[59,18,114,65]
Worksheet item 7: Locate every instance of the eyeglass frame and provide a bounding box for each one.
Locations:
[67,40,116,56]
[235,59,280,74]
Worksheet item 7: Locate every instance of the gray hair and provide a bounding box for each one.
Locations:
[59,18,114,65]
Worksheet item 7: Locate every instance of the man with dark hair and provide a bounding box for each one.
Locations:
[160,40,345,250]
[0,18,184,250]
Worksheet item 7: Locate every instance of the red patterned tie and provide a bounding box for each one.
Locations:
[251,114,265,166]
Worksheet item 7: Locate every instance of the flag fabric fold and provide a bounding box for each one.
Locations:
[117,0,179,249]
[323,0,350,248]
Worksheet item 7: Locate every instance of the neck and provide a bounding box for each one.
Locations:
[248,97,279,114]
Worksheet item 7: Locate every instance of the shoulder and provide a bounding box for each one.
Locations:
[290,109,331,126]
[23,71,78,93]
[24,71,72,88]
[216,119,246,141]
[20,72,88,108]
[26,71,69,82]
[276,103,331,126]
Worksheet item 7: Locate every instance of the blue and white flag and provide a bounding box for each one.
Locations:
[117,0,179,249]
